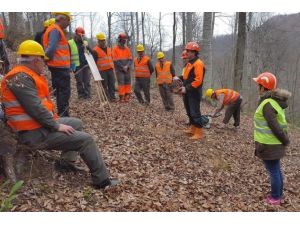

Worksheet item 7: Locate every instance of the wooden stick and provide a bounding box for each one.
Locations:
[98,81,112,111]
[95,81,107,120]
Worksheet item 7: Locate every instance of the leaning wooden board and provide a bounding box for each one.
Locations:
[84,52,103,81]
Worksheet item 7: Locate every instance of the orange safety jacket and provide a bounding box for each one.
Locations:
[93,46,114,71]
[134,56,151,78]
[155,61,172,84]
[112,45,132,62]
[183,58,204,89]
[43,24,70,68]
[0,19,4,39]
[1,65,58,131]
[215,89,240,105]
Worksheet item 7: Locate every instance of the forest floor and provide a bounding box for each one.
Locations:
[1,80,300,212]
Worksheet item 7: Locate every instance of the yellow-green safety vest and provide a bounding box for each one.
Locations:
[68,39,80,67]
[254,98,288,145]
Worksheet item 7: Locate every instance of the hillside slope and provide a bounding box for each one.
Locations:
[2,82,299,212]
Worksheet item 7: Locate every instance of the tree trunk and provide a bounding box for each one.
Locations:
[141,12,145,47]
[7,12,26,49]
[136,12,139,44]
[159,12,162,51]
[186,12,193,42]
[202,12,213,89]
[182,12,186,48]
[1,12,7,27]
[233,12,247,92]
[130,12,135,56]
[107,12,112,47]
[172,13,177,66]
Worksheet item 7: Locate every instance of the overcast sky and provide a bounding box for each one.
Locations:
[72,12,235,50]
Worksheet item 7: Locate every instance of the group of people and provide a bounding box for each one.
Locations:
[0,12,291,206]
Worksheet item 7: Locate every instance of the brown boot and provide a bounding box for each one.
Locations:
[183,125,196,135]
[119,95,125,103]
[124,93,130,102]
[189,127,204,140]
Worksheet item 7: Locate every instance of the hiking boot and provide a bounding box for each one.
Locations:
[124,94,131,102]
[54,159,86,173]
[264,195,281,206]
[189,127,204,140]
[119,95,125,103]
[93,178,120,189]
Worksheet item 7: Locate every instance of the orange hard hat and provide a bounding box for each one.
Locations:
[75,27,85,36]
[185,42,200,52]
[253,72,277,90]
[118,33,127,40]
[181,50,187,59]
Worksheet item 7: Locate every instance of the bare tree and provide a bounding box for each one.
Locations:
[186,12,193,42]
[144,14,160,59]
[182,12,186,47]
[136,12,139,44]
[107,12,113,47]
[88,12,100,45]
[233,12,247,92]
[202,12,214,89]
[172,12,177,65]
[159,12,162,51]
[6,12,27,49]
[141,12,145,46]
[130,12,135,56]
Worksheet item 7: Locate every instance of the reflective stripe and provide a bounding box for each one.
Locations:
[136,71,150,75]
[159,72,171,75]
[3,100,21,107]
[52,55,70,61]
[113,57,131,61]
[56,45,69,50]
[254,127,274,134]
[99,56,110,60]
[254,118,288,129]
[98,62,113,68]
[254,118,268,127]
[7,114,33,121]
[137,66,148,70]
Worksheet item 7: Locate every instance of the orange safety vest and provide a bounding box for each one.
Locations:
[93,46,114,71]
[0,19,4,39]
[43,24,70,68]
[155,61,172,84]
[134,56,151,78]
[112,45,132,61]
[215,89,240,105]
[1,65,58,131]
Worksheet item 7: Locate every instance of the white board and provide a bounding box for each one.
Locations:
[84,52,103,81]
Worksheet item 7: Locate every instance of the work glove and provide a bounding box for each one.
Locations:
[173,76,180,81]
[179,86,186,94]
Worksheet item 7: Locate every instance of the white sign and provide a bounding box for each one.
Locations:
[84,52,103,81]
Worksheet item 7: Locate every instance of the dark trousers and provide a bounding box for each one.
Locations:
[134,77,150,104]
[101,69,116,101]
[158,84,175,110]
[263,159,283,199]
[183,88,207,128]
[75,66,91,99]
[223,97,243,127]
[49,67,71,117]
[20,117,109,185]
